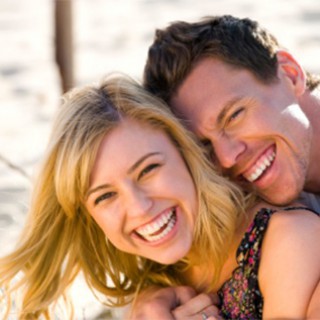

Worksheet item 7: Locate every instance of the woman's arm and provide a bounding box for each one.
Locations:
[307,280,320,317]
[258,209,320,319]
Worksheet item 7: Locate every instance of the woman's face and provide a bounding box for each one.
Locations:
[85,118,198,264]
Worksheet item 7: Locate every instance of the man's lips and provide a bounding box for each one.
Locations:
[241,146,276,183]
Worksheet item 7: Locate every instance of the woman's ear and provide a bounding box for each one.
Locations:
[276,50,306,96]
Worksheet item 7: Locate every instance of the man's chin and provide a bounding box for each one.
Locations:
[240,182,299,206]
[258,191,299,206]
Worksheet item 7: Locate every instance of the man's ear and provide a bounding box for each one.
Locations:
[276,50,306,96]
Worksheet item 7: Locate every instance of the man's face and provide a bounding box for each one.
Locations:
[170,57,312,205]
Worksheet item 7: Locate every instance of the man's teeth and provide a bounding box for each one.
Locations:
[247,152,275,182]
[135,209,176,242]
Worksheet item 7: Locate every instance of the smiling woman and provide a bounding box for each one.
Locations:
[0,74,319,320]
[0,74,245,319]
[85,118,198,265]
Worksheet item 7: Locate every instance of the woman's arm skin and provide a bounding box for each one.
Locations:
[259,209,320,318]
[307,280,320,317]
[171,293,220,319]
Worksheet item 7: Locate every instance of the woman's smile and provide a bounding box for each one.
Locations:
[133,207,177,243]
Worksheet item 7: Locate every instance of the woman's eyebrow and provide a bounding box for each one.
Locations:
[127,152,161,174]
[86,152,161,200]
[86,183,111,200]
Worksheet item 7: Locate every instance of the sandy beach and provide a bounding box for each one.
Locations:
[0,0,319,318]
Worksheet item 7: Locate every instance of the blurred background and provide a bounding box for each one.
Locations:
[0,0,319,318]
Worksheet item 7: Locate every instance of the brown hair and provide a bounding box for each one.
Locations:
[144,15,320,103]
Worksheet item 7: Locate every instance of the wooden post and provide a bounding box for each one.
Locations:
[54,0,74,92]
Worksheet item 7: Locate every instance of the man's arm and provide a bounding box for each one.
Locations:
[127,286,196,320]
[127,286,220,320]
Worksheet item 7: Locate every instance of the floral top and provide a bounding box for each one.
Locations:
[217,206,319,319]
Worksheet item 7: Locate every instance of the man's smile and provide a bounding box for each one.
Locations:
[241,145,276,183]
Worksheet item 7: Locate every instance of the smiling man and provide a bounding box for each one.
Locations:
[128,15,320,319]
[143,15,320,207]
[169,55,314,205]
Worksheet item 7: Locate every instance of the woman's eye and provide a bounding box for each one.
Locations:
[138,163,160,179]
[228,107,244,123]
[94,192,116,206]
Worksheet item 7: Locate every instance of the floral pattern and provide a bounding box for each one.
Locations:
[217,206,319,319]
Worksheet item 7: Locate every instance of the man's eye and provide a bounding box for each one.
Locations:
[138,163,160,179]
[94,192,116,206]
[228,107,244,123]
[201,139,213,151]
[200,140,215,158]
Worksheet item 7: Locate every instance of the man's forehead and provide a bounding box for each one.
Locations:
[170,93,205,133]
[170,85,226,137]
[169,58,265,129]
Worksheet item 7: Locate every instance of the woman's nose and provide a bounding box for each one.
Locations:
[124,185,153,218]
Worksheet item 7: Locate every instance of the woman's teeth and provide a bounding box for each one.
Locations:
[247,152,275,182]
[135,209,176,242]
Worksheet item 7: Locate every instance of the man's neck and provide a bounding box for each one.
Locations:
[301,89,320,193]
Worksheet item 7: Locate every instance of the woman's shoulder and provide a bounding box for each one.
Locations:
[266,203,319,234]
[260,203,320,262]
[249,200,319,229]
[258,204,320,318]
[239,202,319,250]
[243,202,320,259]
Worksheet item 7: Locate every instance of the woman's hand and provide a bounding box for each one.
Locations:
[127,286,221,320]
[172,292,221,320]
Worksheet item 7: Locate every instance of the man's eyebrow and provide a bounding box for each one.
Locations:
[217,97,244,124]
[86,152,161,200]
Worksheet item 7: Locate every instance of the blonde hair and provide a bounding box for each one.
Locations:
[0,74,249,319]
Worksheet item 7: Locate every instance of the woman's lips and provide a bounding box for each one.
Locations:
[134,208,177,242]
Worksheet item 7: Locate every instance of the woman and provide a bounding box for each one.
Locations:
[0,74,319,319]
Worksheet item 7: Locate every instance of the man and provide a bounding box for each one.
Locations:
[129,15,320,319]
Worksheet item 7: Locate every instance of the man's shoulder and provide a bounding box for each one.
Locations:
[297,191,320,213]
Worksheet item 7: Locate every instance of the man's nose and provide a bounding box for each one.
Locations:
[125,185,153,218]
[213,136,246,169]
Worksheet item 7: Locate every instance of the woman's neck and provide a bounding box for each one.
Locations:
[183,203,262,292]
